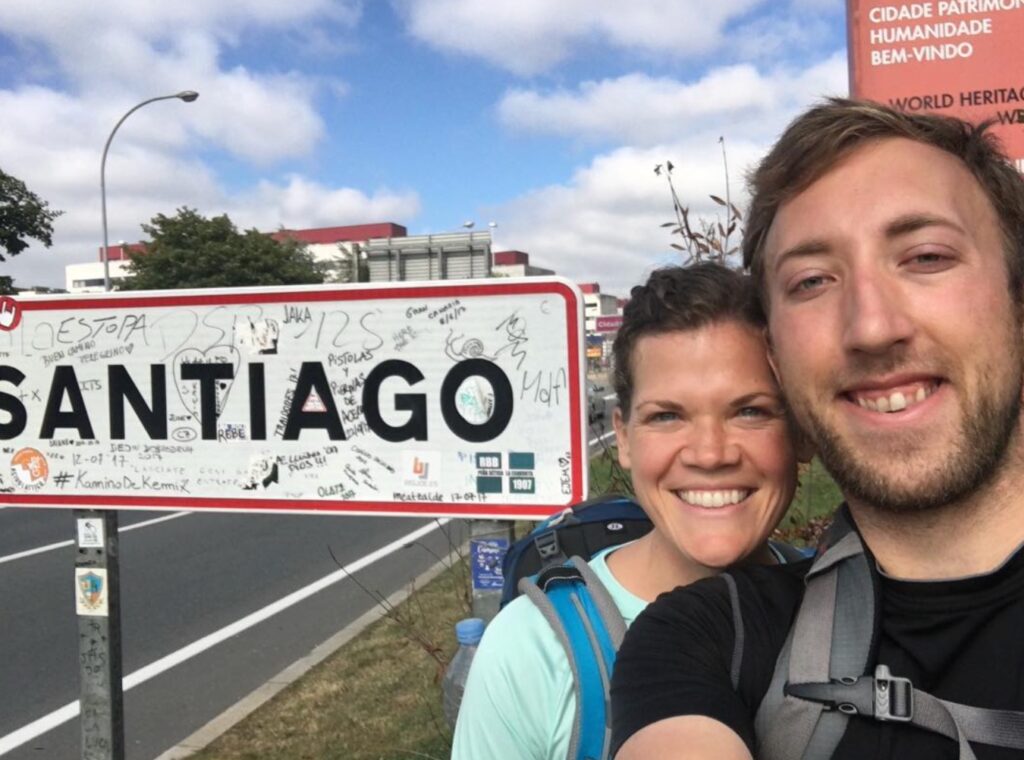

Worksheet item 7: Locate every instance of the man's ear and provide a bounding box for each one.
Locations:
[613,407,631,470]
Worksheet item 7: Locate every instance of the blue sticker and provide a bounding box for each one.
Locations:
[470,537,509,590]
[508,451,535,470]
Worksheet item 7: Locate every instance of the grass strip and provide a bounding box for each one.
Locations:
[189,556,468,760]
[187,448,841,759]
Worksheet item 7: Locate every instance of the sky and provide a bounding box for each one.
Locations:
[0,0,849,298]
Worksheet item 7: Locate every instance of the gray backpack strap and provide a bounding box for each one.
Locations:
[721,574,744,690]
[569,556,628,649]
[756,523,875,760]
[757,512,1024,760]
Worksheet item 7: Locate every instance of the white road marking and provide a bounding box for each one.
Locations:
[0,511,190,566]
[0,518,448,756]
[602,392,616,402]
[589,429,616,448]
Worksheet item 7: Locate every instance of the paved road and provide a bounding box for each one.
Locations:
[0,508,463,759]
[0,395,619,759]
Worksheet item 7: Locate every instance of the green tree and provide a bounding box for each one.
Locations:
[0,168,63,261]
[122,207,326,290]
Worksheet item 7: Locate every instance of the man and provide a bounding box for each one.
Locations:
[610,97,1024,760]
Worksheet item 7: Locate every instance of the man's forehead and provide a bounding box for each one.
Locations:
[762,138,998,272]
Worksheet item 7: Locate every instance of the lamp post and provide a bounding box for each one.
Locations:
[100,90,198,291]
[83,90,197,760]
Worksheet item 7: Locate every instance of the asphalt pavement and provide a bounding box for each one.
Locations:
[0,392,619,760]
[0,508,464,759]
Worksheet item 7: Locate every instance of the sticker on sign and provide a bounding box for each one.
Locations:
[0,279,586,519]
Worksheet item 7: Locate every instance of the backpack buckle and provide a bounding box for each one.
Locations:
[785,665,914,724]
[873,664,913,723]
[533,530,562,561]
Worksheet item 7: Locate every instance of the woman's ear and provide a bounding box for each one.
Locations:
[613,407,631,470]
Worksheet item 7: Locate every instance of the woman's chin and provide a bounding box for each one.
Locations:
[674,539,760,571]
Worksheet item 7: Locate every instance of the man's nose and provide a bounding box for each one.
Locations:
[841,269,914,355]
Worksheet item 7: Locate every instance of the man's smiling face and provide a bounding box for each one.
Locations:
[763,137,1024,512]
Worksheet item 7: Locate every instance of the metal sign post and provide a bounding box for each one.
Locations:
[74,509,124,760]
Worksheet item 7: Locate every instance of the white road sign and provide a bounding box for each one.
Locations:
[0,279,586,519]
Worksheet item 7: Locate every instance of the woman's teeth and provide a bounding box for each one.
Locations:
[678,490,749,508]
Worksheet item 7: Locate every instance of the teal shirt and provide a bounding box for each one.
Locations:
[451,547,647,760]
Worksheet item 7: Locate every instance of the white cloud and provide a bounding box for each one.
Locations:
[0,71,331,286]
[498,54,849,146]
[227,177,421,230]
[491,140,762,297]
[491,54,849,296]
[396,0,763,75]
[0,0,359,46]
[730,13,838,61]
[790,0,844,11]
[0,156,421,289]
[0,0,417,288]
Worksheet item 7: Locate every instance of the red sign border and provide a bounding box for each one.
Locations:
[4,279,586,520]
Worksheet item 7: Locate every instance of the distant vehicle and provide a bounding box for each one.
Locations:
[587,381,607,423]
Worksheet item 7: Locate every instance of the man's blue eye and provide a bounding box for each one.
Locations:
[795,275,826,291]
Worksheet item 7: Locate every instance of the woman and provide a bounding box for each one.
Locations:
[451,262,809,760]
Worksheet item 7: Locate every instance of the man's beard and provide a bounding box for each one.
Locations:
[788,359,1024,514]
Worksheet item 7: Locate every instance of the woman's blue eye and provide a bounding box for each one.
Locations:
[738,406,769,418]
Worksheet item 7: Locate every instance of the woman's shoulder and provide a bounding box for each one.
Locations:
[471,592,575,688]
[452,590,578,759]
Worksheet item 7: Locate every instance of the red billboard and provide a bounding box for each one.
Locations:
[848,0,1024,172]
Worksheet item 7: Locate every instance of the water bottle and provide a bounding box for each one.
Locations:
[442,617,485,728]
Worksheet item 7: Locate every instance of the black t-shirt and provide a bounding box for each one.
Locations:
[610,540,1024,759]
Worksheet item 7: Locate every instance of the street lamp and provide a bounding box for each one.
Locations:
[100,90,199,291]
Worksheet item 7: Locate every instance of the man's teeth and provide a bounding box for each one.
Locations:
[855,385,934,413]
[678,490,749,508]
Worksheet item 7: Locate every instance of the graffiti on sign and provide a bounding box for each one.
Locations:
[0,280,585,519]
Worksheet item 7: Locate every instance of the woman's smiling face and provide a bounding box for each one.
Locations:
[614,320,799,570]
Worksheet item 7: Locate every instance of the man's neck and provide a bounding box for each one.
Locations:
[848,447,1024,580]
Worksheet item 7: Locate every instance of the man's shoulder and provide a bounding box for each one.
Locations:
[611,560,812,755]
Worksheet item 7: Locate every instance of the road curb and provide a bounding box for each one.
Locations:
[153,544,466,760]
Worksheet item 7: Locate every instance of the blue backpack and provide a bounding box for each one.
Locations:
[501,494,809,760]
[500,494,653,608]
